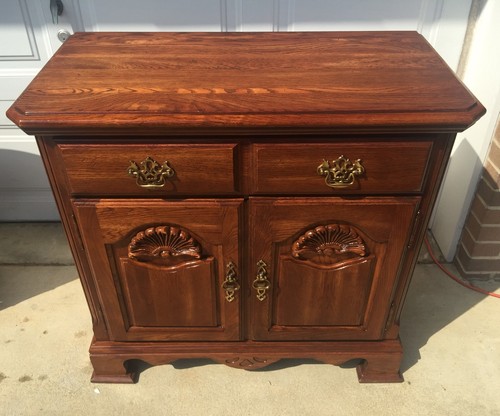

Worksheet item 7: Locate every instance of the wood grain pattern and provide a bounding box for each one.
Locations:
[119,257,218,327]
[57,142,238,195]
[248,197,419,341]
[275,255,376,326]
[9,33,486,384]
[254,140,432,194]
[89,338,404,383]
[7,32,484,135]
[72,198,242,342]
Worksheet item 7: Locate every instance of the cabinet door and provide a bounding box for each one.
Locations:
[73,199,242,341]
[249,197,419,341]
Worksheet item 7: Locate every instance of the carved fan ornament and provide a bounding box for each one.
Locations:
[128,225,201,264]
[224,357,275,369]
[292,224,366,263]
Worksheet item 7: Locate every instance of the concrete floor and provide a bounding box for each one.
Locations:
[0,223,499,416]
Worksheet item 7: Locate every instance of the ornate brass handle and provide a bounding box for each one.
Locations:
[317,156,364,188]
[127,156,175,188]
[253,260,270,301]
[222,261,240,302]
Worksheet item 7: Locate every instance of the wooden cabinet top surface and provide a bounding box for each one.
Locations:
[8,31,484,135]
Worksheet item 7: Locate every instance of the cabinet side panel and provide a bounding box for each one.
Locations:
[36,137,109,340]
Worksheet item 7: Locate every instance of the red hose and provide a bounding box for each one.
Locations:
[424,236,500,299]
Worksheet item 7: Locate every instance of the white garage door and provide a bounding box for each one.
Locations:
[0,0,472,221]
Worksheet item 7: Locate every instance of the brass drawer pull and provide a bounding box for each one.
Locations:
[317,156,364,188]
[253,260,270,301]
[127,156,175,188]
[222,261,240,303]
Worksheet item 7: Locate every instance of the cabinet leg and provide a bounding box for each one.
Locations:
[90,355,138,384]
[356,355,403,383]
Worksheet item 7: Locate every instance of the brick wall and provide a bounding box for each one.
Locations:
[455,116,500,280]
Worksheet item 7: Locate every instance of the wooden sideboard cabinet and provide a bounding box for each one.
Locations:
[7,32,485,383]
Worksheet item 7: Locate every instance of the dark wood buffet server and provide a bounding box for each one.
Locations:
[7,31,485,383]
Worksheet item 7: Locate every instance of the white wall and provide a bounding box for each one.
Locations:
[2,0,491,264]
[0,0,77,220]
[431,0,500,260]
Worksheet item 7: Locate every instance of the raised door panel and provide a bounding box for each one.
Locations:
[275,253,377,327]
[73,199,242,341]
[249,197,419,341]
[118,256,218,328]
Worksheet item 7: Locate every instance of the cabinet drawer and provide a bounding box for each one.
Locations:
[57,143,238,195]
[253,141,432,194]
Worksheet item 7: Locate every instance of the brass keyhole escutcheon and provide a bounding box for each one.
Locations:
[253,260,271,301]
[222,261,240,303]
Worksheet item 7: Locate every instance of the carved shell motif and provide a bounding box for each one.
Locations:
[292,224,366,263]
[128,226,201,263]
